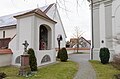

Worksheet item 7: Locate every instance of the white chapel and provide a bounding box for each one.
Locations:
[0,3,66,66]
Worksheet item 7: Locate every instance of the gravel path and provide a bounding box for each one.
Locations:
[69,54,96,79]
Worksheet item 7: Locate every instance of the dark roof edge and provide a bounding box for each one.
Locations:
[0,24,16,30]
[44,3,55,13]
[81,37,91,45]
[14,8,57,23]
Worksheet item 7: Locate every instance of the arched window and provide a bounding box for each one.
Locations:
[41,55,51,63]
[15,56,20,64]
[39,25,51,50]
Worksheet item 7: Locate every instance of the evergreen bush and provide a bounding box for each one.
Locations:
[59,47,68,62]
[27,48,37,71]
[57,49,61,58]
[99,47,110,64]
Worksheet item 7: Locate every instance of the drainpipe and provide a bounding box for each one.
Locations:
[91,0,94,60]
[88,0,94,60]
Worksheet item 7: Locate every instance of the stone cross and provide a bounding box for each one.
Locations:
[22,40,29,54]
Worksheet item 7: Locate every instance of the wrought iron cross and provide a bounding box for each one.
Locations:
[22,40,29,53]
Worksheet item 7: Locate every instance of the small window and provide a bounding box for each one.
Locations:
[3,31,5,38]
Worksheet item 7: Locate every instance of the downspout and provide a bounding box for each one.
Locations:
[91,0,94,60]
[88,0,94,60]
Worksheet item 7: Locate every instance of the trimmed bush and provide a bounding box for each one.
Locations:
[27,48,37,71]
[99,47,110,64]
[57,49,61,58]
[59,48,68,62]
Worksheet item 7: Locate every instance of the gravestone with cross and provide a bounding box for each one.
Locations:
[19,40,31,76]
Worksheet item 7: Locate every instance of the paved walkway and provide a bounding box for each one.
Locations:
[69,54,96,79]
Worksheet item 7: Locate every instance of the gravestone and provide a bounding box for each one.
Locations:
[19,40,31,76]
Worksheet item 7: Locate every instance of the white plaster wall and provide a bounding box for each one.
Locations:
[0,28,16,39]
[11,50,23,66]
[45,4,67,48]
[0,54,12,67]
[16,16,33,52]
[112,0,120,53]
[93,4,100,48]
[35,49,56,66]
[99,2,106,48]
[105,2,113,48]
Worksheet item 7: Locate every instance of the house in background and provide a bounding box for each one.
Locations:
[91,0,120,60]
[0,3,66,67]
[67,37,91,48]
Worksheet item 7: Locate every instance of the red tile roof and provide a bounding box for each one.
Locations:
[0,49,13,54]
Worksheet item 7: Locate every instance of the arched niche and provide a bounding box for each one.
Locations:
[41,55,51,63]
[39,24,52,50]
[15,56,21,64]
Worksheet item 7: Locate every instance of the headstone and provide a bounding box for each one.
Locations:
[19,40,31,76]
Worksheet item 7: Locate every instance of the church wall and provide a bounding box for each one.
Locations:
[93,4,100,48]
[45,4,67,48]
[0,54,12,66]
[99,2,106,48]
[0,28,16,39]
[105,2,113,48]
[112,0,120,53]
[35,15,56,66]
[35,16,55,50]
[92,0,114,60]
[54,11,66,48]
[17,16,33,51]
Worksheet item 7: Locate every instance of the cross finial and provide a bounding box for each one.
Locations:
[22,40,29,54]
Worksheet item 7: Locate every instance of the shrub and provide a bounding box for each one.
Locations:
[112,53,120,70]
[99,47,110,64]
[59,48,68,62]
[27,48,37,71]
[57,49,61,58]
[0,72,6,78]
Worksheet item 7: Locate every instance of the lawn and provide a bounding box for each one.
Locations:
[0,61,78,79]
[89,60,120,79]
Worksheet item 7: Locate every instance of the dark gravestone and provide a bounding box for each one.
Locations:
[41,55,51,63]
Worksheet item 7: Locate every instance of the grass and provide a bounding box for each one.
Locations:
[0,61,78,79]
[89,60,120,79]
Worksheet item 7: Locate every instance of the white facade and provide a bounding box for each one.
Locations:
[0,4,66,66]
[92,0,120,60]
[45,4,67,48]
[0,54,12,66]
[0,26,16,39]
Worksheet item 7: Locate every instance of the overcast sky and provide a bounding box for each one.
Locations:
[0,0,91,41]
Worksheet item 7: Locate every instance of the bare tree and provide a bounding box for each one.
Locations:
[72,26,84,53]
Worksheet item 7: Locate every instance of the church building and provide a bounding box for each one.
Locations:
[91,0,120,60]
[0,3,66,66]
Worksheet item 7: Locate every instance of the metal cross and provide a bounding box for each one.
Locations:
[22,40,29,53]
